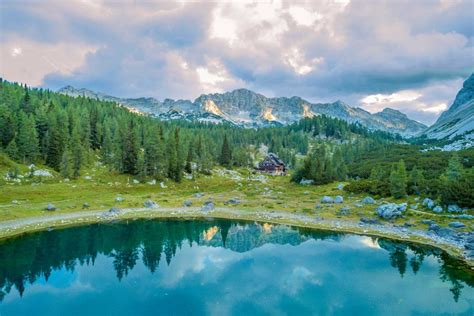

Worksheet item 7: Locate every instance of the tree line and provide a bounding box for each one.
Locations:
[0,79,391,181]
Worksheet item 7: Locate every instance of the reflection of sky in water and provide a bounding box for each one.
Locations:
[1,223,473,315]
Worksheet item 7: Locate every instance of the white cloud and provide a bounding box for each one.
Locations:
[0,38,97,86]
[288,6,322,26]
[361,90,422,105]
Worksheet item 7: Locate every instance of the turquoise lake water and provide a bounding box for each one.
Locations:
[0,219,473,315]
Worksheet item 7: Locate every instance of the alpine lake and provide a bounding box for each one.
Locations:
[0,219,473,315]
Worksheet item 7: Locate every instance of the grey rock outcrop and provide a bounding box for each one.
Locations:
[376,203,406,219]
[45,203,56,211]
[321,196,334,204]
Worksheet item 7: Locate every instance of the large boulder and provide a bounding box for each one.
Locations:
[144,199,158,208]
[422,198,435,209]
[362,197,375,204]
[432,206,443,213]
[376,203,406,219]
[45,203,56,211]
[448,221,466,229]
[334,196,344,204]
[447,204,463,213]
[321,196,334,204]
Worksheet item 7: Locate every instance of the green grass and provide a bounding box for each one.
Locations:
[0,158,472,235]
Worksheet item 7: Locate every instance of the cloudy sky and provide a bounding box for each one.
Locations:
[1,0,473,125]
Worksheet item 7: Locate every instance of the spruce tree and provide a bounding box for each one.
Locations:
[71,126,83,178]
[389,160,407,198]
[5,137,19,161]
[409,166,425,195]
[185,142,194,174]
[60,150,71,178]
[446,153,463,181]
[122,120,139,175]
[16,113,39,163]
[219,135,232,168]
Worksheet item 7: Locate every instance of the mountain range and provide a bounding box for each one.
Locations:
[422,73,474,140]
[58,86,427,136]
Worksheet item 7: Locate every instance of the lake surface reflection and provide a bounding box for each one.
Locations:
[0,219,473,315]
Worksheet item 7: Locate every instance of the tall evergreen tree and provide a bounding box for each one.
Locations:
[16,113,39,163]
[389,160,407,198]
[122,120,139,175]
[219,135,232,168]
[70,126,83,178]
[445,153,463,181]
[409,166,425,195]
[60,150,71,178]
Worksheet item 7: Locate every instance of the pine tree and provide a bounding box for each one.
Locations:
[71,126,83,178]
[122,120,139,175]
[16,113,39,163]
[60,150,71,178]
[5,137,19,161]
[219,135,232,168]
[409,166,425,195]
[446,153,463,181]
[389,160,407,198]
[185,142,194,174]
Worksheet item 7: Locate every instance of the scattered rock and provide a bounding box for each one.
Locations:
[315,204,322,209]
[376,203,406,219]
[45,203,56,211]
[108,206,121,214]
[183,200,193,207]
[224,198,240,205]
[201,201,214,212]
[448,221,466,229]
[144,199,158,208]
[421,220,435,225]
[422,198,435,209]
[133,179,140,184]
[362,196,375,204]
[338,206,350,215]
[303,191,310,195]
[410,204,418,210]
[84,176,92,180]
[447,204,463,213]
[194,193,204,198]
[33,169,53,177]
[455,214,474,220]
[300,179,314,185]
[11,200,18,205]
[354,203,363,208]
[148,179,156,185]
[360,217,379,225]
[115,197,124,202]
[82,203,90,209]
[334,196,344,204]
[321,196,334,204]
[160,182,167,188]
[337,183,345,190]
[432,206,443,213]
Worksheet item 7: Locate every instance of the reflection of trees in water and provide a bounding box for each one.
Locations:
[378,239,474,302]
[0,220,472,301]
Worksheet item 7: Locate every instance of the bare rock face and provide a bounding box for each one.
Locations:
[58,86,426,136]
[423,73,474,141]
